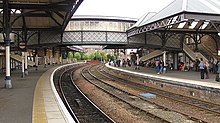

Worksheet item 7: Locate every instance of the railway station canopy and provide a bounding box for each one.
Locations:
[128,0,220,37]
[0,0,83,31]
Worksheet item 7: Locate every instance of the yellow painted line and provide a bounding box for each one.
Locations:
[32,73,47,123]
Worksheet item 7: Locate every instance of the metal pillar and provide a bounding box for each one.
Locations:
[3,0,12,88]
[125,49,127,60]
[35,49,38,70]
[59,47,62,64]
[44,48,47,68]
[52,47,55,65]
[21,52,25,78]
[24,52,28,75]
[163,51,167,66]
[163,51,167,73]
[174,53,178,70]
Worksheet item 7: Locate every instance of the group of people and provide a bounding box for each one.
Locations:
[198,58,220,80]
[155,59,165,74]
[109,56,220,81]
[109,58,132,67]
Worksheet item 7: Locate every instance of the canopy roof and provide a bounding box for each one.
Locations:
[0,0,83,32]
[128,0,220,37]
[72,15,137,22]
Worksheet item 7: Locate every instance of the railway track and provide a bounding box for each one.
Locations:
[81,65,197,123]
[97,64,220,123]
[54,65,115,123]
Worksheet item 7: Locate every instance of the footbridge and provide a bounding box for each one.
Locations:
[26,15,137,48]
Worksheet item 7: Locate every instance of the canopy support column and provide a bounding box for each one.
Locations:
[3,0,12,88]
[21,52,25,78]
[25,52,28,75]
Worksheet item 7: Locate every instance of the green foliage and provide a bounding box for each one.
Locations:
[107,54,115,61]
[94,51,102,60]
[68,51,74,59]
[74,52,81,60]
[81,53,89,60]
[62,52,67,59]
[89,53,95,60]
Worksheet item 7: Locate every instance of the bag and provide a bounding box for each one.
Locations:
[215,74,219,82]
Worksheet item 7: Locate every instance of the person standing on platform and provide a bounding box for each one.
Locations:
[216,61,220,82]
[155,59,160,74]
[195,57,200,71]
[198,58,205,79]
[158,60,164,74]
[135,54,140,70]
[204,61,209,79]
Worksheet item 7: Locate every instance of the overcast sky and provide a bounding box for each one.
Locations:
[75,0,175,19]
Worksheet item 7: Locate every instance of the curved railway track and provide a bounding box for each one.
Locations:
[96,64,220,123]
[54,65,115,123]
[81,65,195,123]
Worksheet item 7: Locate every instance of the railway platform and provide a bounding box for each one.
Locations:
[1,62,220,123]
[106,64,220,90]
[0,64,70,123]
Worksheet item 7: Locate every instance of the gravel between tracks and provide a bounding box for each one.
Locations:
[73,67,151,123]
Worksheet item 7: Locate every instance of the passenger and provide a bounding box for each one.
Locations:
[184,62,190,71]
[190,62,194,71]
[209,61,214,73]
[198,58,205,79]
[135,60,140,70]
[155,59,160,74]
[195,58,200,71]
[179,62,184,71]
[158,60,164,74]
[214,58,218,73]
[204,61,209,79]
[216,61,220,81]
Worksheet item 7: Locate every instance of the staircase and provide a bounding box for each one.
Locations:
[140,44,211,62]
[11,54,35,67]
[183,44,208,61]
[140,50,163,61]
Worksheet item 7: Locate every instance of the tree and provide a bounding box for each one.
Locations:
[107,54,115,61]
[74,52,81,60]
[68,51,74,59]
[89,53,95,60]
[62,52,67,59]
[100,51,107,61]
[81,53,89,60]
[94,51,101,60]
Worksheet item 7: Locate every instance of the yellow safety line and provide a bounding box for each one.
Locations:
[32,74,47,123]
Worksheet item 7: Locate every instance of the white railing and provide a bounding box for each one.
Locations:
[183,44,208,61]
[11,54,35,66]
[140,50,163,61]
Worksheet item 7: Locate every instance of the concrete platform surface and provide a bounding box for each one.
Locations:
[0,65,56,123]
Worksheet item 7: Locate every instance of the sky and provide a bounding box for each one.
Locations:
[75,0,175,19]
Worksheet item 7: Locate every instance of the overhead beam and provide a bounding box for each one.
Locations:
[1,3,72,11]
[61,0,84,32]
[45,11,62,27]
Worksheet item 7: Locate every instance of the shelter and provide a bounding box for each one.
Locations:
[0,0,83,88]
[128,0,220,50]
